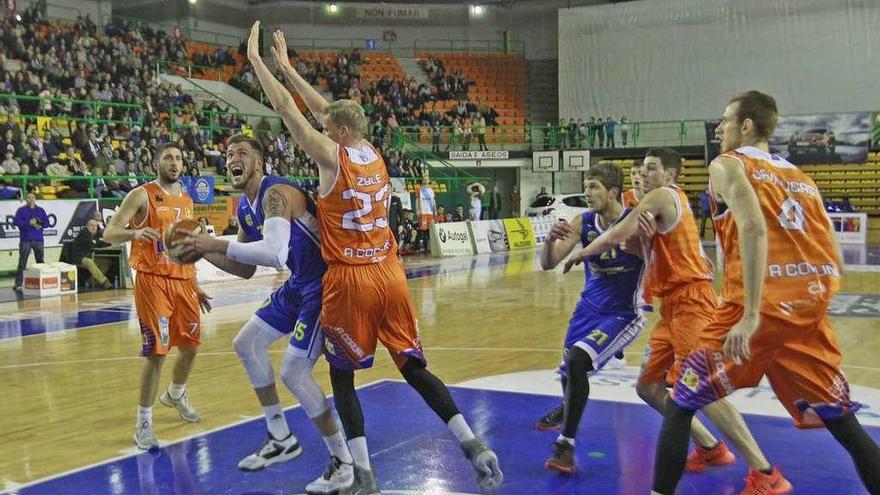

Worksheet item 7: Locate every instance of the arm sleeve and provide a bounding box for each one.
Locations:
[225,216,290,269]
[13,208,25,229]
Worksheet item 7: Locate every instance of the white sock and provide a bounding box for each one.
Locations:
[323,431,353,464]
[447,414,476,443]
[263,403,290,440]
[557,435,575,446]
[168,382,185,400]
[138,406,152,423]
[348,436,371,470]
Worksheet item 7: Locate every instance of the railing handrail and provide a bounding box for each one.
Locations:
[155,63,241,113]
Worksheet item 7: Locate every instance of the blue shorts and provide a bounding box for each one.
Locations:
[557,299,645,375]
[255,278,323,360]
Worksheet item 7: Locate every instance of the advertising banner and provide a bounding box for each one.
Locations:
[430,222,474,256]
[529,216,555,244]
[486,219,509,252]
[468,220,493,254]
[0,199,98,250]
[502,217,536,250]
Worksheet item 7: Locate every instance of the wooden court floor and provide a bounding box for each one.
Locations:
[2,249,879,488]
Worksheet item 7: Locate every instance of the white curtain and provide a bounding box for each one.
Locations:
[559,0,880,121]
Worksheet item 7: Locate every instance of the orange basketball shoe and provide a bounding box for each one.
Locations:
[739,467,793,495]
[685,440,736,472]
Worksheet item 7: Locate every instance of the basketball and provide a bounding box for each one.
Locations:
[164,218,205,264]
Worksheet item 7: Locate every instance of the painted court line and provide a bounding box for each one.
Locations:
[1,379,392,493]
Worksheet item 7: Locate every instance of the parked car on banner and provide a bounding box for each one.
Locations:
[525,193,589,222]
[787,128,836,156]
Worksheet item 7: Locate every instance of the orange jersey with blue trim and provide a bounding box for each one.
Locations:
[317,142,397,265]
[129,181,196,279]
[712,146,839,326]
[646,185,714,297]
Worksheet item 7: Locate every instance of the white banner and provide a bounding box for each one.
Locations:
[0,199,98,250]
[389,177,412,210]
[449,151,510,160]
[486,219,509,252]
[468,220,493,254]
[530,216,556,244]
[357,6,428,19]
[430,222,474,256]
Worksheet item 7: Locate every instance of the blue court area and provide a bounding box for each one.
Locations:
[8,381,876,495]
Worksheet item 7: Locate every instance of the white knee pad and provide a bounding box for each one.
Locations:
[280,348,329,419]
[233,316,284,389]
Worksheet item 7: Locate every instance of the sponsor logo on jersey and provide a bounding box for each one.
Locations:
[245,214,254,227]
[680,367,700,392]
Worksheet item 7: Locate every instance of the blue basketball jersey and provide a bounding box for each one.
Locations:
[237,176,326,284]
[579,209,645,313]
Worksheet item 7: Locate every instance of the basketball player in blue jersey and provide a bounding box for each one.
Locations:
[175,134,354,494]
[538,163,648,473]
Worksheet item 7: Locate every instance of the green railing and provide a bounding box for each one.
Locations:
[168,105,283,136]
[0,94,143,126]
[157,59,228,81]
[413,38,526,54]
[394,121,708,151]
[156,61,241,113]
[284,37,525,55]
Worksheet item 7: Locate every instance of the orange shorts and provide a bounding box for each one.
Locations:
[418,214,434,231]
[320,259,424,370]
[672,303,861,428]
[134,272,201,356]
[638,281,717,386]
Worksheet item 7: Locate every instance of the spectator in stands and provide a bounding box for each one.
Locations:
[605,116,617,147]
[435,205,447,223]
[431,123,442,153]
[576,119,587,148]
[1,150,20,174]
[474,113,487,151]
[620,117,630,146]
[389,193,404,246]
[535,186,550,202]
[222,216,238,236]
[558,119,568,150]
[488,185,502,220]
[543,121,555,150]
[511,185,521,217]
[568,118,578,149]
[13,192,49,291]
[596,117,605,147]
[399,209,419,255]
[452,204,466,222]
[69,218,113,289]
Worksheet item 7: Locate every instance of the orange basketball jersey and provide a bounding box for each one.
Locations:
[712,146,839,327]
[317,142,397,265]
[129,181,196,279]
[621,188,641,208]
[646,184,714,297]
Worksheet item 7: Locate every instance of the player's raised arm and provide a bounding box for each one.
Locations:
[540,214,583,271]
[246,21,337,173]
[709,155,767,361]
[270,30,328,122]
[102,187,158,244]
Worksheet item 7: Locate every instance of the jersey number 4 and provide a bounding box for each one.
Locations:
[341,185,389,232]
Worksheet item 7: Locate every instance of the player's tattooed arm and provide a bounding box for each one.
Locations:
[262,185,293,219]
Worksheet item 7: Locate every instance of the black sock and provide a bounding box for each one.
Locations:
[329,365,365,439]
[400,359,460,423]
[652,400,697,494]
[561,347,594,439]
[826,414,880,494]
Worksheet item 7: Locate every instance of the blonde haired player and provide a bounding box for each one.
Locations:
[245,22,502,493]
[103,143,212,449]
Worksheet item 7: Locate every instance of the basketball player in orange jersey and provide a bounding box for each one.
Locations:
[650,91,880,495]
[567,147,789,494]
[102,143,212,450]
[245,22,502,493]
[621,160,644,208]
